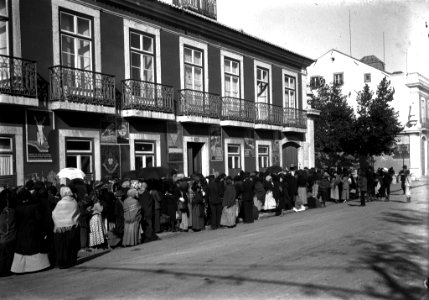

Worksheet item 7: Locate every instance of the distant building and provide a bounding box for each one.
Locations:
[0,0,318,186]
[307,49,428,177]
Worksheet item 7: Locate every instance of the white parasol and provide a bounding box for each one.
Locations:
[57,167,86,180]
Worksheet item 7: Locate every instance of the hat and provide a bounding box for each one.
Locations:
[382,167,388,172]
[127,188,138,198]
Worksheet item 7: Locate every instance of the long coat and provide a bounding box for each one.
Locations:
[14,202,46,255]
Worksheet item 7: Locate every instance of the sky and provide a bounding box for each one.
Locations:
[214,0,429,75]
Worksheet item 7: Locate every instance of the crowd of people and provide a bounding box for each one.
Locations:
[0,164,413,276]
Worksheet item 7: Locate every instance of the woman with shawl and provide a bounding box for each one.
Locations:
[122,189,141,246]
[220,177,237,228]
[10,188,50,274]
[191,182,205,231]
[52,187,80,269]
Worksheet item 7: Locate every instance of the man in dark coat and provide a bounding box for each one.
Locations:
[241,175,254,223]
[208,176,222,230]
[138,182,157,242]
[284,168,298,207]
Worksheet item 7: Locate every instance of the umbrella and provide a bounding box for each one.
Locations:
[137,167,171,180]
[57,167,86,180]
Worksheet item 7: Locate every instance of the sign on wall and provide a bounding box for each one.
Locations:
[100,116,116,144]
[167,122,183,162]
[272,140,280,166]
[244,129,255,157]
[26,109,54,162]
[210,125,222,161]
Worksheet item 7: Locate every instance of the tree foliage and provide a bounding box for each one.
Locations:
[311,77,402,168]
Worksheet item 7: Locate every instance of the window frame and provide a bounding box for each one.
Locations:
[333,72,344,86]
[134,140,156,169]
[223,57,241,98]
[309,76,324,90]
[129,29,156,83]
[227,144,241,169]
[283,74,297,109]
[0,135,14,177]
[256,66,270,103]
[65,138,94,175]
[183,45,204,91]
[0,0,9,56]
[59,8,94,70]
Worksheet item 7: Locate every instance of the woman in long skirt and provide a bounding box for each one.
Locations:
[52,187,80,269]
[122,189,141,246]
[220,177,236,228]
[191,182,205,231]
[88,197,105,248]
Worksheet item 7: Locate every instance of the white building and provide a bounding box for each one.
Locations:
[307,49,429,177]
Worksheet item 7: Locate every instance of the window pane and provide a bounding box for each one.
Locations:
[0,155,13,176]
[131,67,141,81]
[135,142,154,152]
[184,48,192,63]
[194,50,202,66]
[135,156,143,169]
[66,140,91,151]
[228,156,232,169]
[60,12,74,32]
[77,17,90,37]
[77,39,91,70]
[80,156,91,173]
[231,61,239,75]
[143,56,153,73]
[142,35,153,53]
[258,146,268,154]
[228,145,239,153]
[61,36,75,67]
[0,0,7,17]
[66,156,77,168]
[130,32,141,50]
[0,21,7,55]
[224,59,231,73]
[194,68,203,91]
[184,65,193,89]
[131,52,141,68]
[0,137,12,151]
[146,156,154,168]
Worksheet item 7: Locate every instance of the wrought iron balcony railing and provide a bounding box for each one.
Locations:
[283,107,307,129]
[49,66,115,106]
[0,55,37,98]
[176,89,221,119]
[173,0,217,19]
[255,102,283,126]
[221,96,255,123]
[122,79,174,113]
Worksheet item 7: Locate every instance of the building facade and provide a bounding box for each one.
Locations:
[307,49,429,177]
[0,0,318,186]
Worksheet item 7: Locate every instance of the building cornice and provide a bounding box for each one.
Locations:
[95,0,315,68]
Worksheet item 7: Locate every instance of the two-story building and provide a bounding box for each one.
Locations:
[0,0,318,186]
[307,49,428,177]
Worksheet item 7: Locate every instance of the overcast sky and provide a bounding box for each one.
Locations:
[215,0,429,75]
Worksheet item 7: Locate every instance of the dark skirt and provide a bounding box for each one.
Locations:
[0,239,16,276]
[242,201,254,223]
[54,226,80,269]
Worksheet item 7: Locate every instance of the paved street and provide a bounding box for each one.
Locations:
[1,180,428,300]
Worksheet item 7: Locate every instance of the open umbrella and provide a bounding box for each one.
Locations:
[57,167,86,180]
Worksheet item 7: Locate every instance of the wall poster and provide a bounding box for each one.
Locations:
[26,109,54,162]
[272,131,280,166]
[244,129,255,157]
[167,122,183,162]
[116,118,129,144]
[210,125,222,161]
[101,144,121,180]
[100,116,116,144]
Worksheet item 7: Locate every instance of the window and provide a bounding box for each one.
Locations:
[130,31,154,82]
[310,76,324,89]
[256,67,269,103]
[224,57,240,98]
[184,46,203,91]
[66,139,93,175]
[60,11,92,70]
[134,141,155,168]
[258,145,270,170]
[364,73,371,83]
[0,0,8,55]
[333,73,343,85]
[227,144,241,169]
[284,75,296,108]
[0,136,13,176]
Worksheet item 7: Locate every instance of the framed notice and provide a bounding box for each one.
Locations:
[210,125,222,161]
[116,118,129,144]
[100,116,116,144]
[26,109,54,162]
[101,144,121,180]
[167,122,183,162]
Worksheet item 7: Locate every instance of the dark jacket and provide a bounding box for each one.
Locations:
[241,179,254,202]
[138,190,153,219]
[208,180,222,205]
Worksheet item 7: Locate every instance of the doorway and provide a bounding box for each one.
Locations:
[187,142,204,175]
[282,142,299,169]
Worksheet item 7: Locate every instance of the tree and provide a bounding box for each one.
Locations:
[310,83,355,168]
[353,78,403,167]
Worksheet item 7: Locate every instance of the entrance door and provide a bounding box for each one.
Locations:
[282,142,299,169]
[187,142,203,175]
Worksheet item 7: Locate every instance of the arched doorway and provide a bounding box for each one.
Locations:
[282,142,300,169]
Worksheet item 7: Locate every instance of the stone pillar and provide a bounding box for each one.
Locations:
[306,108,320,168]
[408,131,422,178]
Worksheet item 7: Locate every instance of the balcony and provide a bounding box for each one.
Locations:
[176,89,221,124]
[255,103,283,130]
[173,0,217,20]
[120,79,175,120]
[220,96,255,127]
[283,108,307,132]
[0,55,38,106]
[49,66,115,114]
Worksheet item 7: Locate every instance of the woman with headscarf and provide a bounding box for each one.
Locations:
[0,188,17,276]
[220,177,237,228]
[52,187,80,269]
[122,189,141,246]
[10,188,50,274]
[191,181,205,231]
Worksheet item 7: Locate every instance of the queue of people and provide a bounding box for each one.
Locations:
[0,164,412,277]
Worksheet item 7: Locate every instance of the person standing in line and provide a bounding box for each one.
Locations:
[191,182,205,231]
[220,177,237,228]
[358,170,368,206]
[0,188,17,276]
[208,176,222,230]
[341,171,350,203]
[138,181,156,242]
[404,170,412,202]
[122,189,141,247]
[241,175,255,223]
[398,165,408,195]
